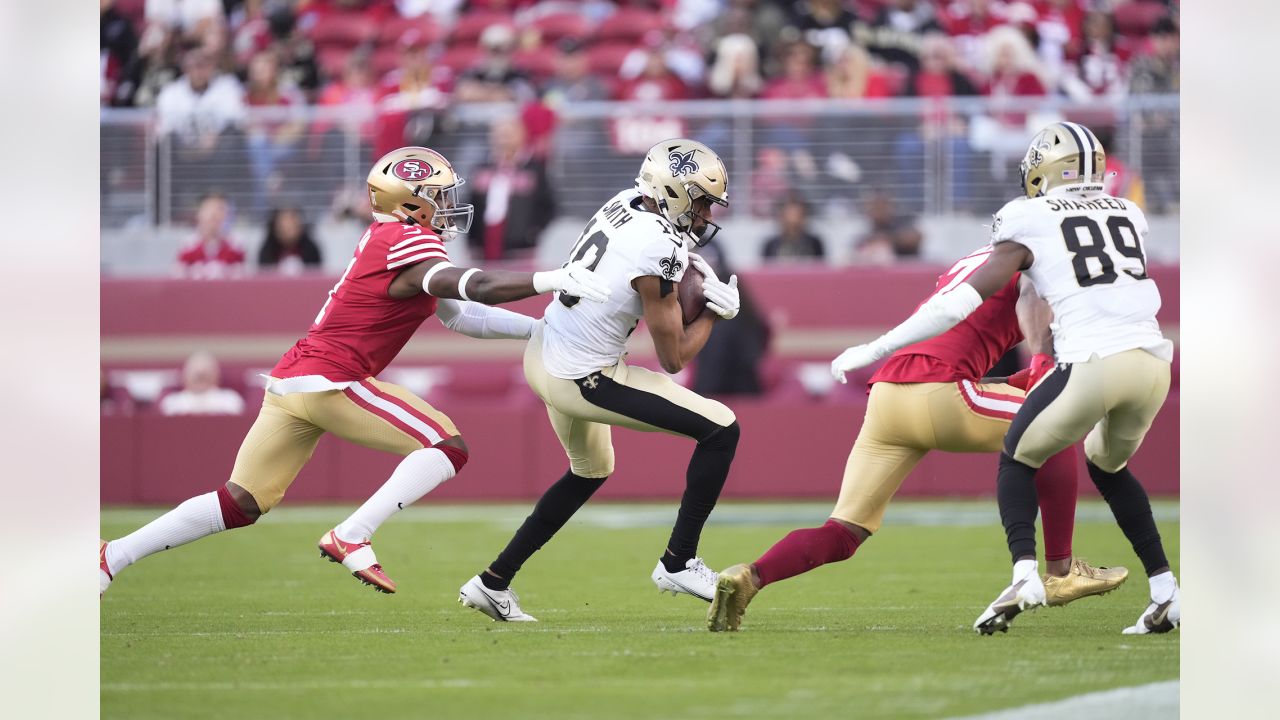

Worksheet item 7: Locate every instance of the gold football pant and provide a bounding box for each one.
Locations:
[227,378,458,513]
[1004,349,1171,472]
[523,322,737,478]
[831,380,1027,533]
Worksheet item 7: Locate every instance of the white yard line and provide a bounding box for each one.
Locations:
[947,681,1178,720]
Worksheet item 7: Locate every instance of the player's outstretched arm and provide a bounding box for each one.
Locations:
[389,258,610,305]
[435,298,535,340]
[635,275,716,374]
[832,242,1033,383]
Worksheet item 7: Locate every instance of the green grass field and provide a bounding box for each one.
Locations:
[101,501,1179,719]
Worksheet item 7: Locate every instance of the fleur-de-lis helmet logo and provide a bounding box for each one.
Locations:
[668,149,699,176]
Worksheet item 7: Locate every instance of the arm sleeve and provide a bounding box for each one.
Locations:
[868,282,984,360]
[435,298,535,340]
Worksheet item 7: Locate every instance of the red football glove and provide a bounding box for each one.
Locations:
[1006,353,1056,391]
[1026,353,1056,389]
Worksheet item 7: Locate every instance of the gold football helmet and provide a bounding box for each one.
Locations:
[1019,122,1106,198]
[635,139,729,246]
[367,146,474,235]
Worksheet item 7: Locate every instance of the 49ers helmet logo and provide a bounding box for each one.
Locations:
[392,159,434,181]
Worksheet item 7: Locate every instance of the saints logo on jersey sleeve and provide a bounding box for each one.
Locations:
[659,249,684,280]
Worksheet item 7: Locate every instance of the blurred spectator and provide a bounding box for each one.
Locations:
[1025,0,1085,83]
[156,46,246,140]
[903,33,979,97]
[542,38,611,105]
[1059,11,1127,101]
[825,44,894,99]
[159,351,246,416]
[689,239,770,397]
[853,0,944,73]
[855,191,922,264]
[467,118,557,260]
[263,4,321,99]
[146,0,224,34]
[894,34,978,211]
[102,0,141,106]
[787,0,857,63]
[454,24,535,103]
[244,50,307,211]
[1129,16,1179,95]
[177,193,247,278]
[101,368,135,416]
[941,0,1009,73]
[707,34,763,99]
[374,31,453,156]
[615,45,691,101]
[969,25,1048,175]
[258,207,323,273]
[1129,17,1178,211]
[710,0,789,68]
[759,41,825,182]
[761,41,826,101]
[762,194,826,261]
[316,51,380,146]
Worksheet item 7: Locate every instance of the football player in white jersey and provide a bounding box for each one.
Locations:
[828,122,1178,636]
[458,140,744,621]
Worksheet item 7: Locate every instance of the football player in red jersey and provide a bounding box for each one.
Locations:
[101,147,611,597]
[708,245,1127,631]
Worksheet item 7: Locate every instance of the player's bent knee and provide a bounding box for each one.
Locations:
[219,482,261,528]
[435,436,470,473]
[700,420,740,449]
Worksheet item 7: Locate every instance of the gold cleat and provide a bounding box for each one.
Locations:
[708,563,760,632]
[1043,558,1128,607]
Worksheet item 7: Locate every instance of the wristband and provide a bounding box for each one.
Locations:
[532,269,556,294]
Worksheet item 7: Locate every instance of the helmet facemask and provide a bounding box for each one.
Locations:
[413,179,474,237]
[675,183,727,247]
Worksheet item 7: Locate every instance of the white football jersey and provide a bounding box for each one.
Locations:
[540,189,689,378]
[991,188,1173,363]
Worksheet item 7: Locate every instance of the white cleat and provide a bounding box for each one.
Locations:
[458,575,537,622]
[974,573,1047,635]
[1122,587,1180,634]
[651,557,719,602]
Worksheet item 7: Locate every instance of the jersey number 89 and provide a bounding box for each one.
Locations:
[1059,215,1148,287]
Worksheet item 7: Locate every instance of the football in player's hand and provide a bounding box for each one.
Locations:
[678,266,707,326]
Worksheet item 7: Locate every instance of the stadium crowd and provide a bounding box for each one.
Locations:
[101,0,1177,276]
[102,0,1179,111]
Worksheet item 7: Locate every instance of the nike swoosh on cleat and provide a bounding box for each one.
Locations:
[660,576,712,601]
[1145,601,1173,630]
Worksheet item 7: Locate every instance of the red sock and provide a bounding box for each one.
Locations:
[753,520,862,588]
[1035,446,1079,562]
[216,486,256,529]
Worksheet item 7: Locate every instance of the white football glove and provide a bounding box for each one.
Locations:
[533,260,611,303]
[687,252,720,283]
[830,343,886,384]
[703,274,740,320]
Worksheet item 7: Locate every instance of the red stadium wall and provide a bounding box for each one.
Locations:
[101,266,1179,504]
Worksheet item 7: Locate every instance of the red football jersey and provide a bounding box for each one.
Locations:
[271,222,448,382]
[870,246,1023,386]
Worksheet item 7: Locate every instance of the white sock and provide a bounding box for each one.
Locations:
[1012,558,1039,584]
[335,448,457,542]
[1149,570,1177,603]
[105,491,225,575]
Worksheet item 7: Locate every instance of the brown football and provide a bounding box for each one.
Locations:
[677,265,707,326]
